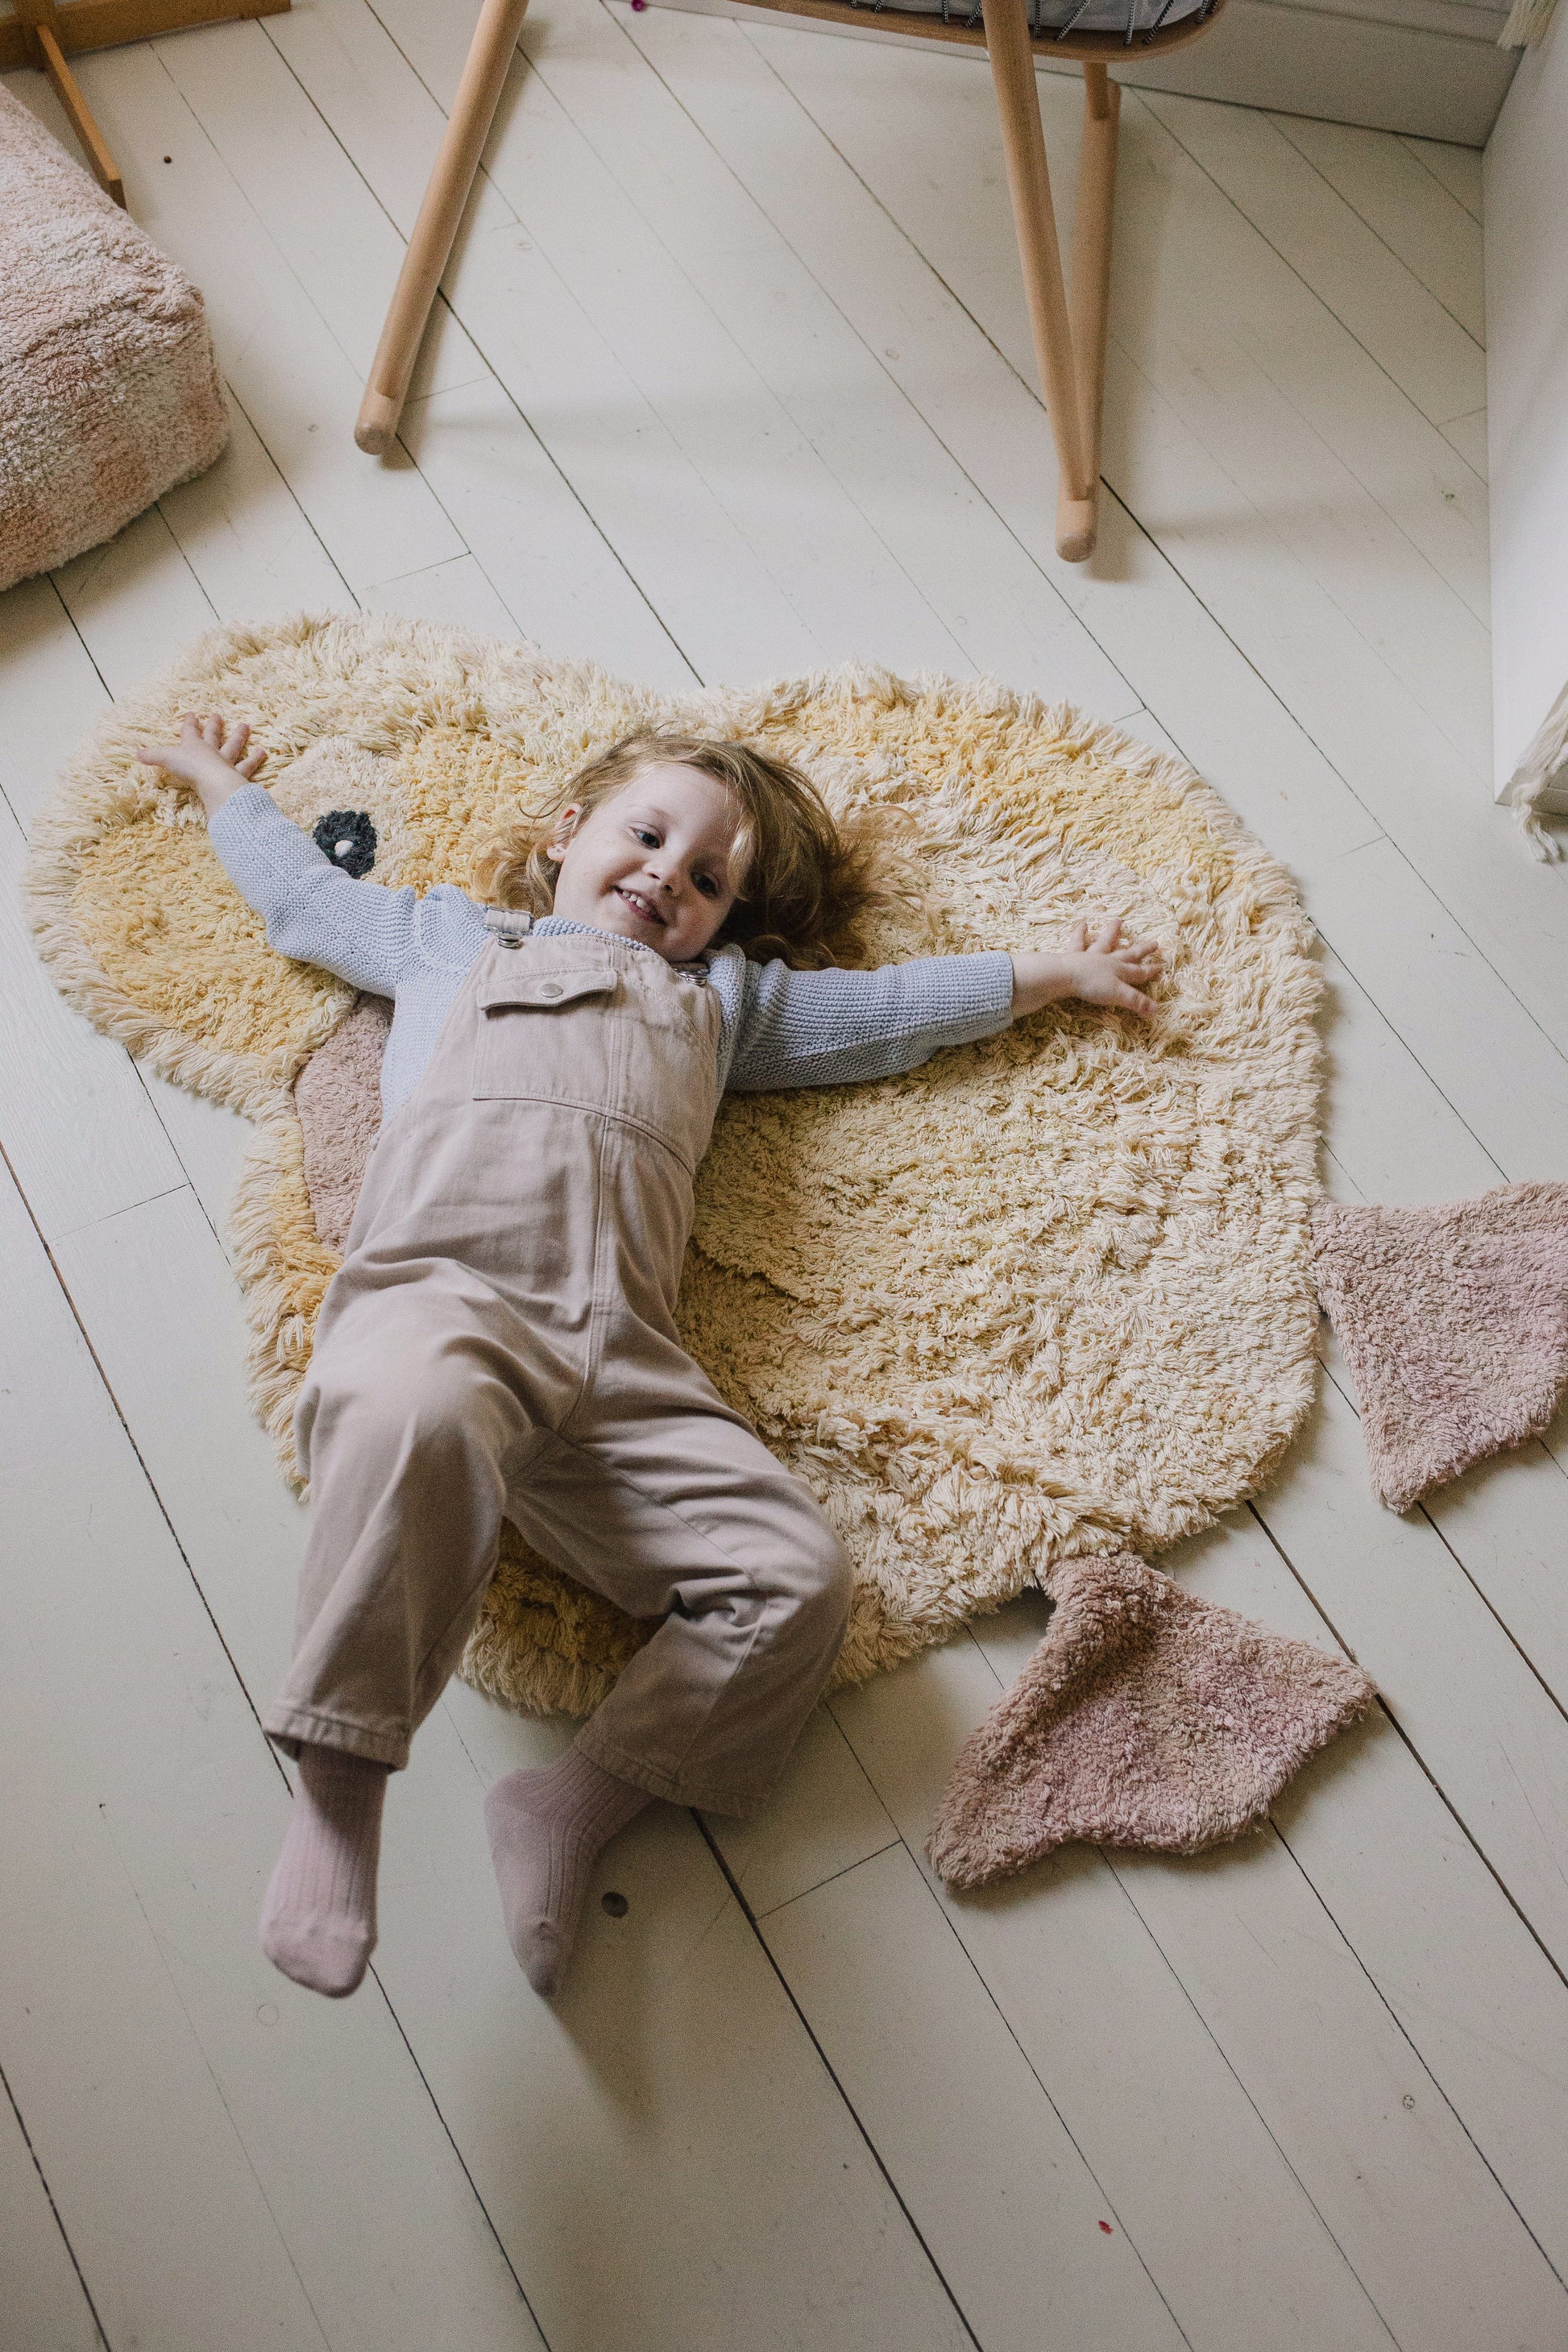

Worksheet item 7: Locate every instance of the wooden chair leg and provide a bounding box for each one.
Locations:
[355,0,529,456]
[986,0,1120,562]
[985,0,1090,557]
[1057,61,1119,562]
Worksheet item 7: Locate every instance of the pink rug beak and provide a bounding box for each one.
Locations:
[1313,1185,1568,1513]
[927,1552,1375,1889]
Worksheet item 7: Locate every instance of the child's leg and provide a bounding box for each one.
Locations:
[262,1285,548,1995]
[260,1744,388,1997]
[484,1400,852,1994]
[273,1286,547,1769]
[519,1404,854,1812]
[483,1748,650,1995]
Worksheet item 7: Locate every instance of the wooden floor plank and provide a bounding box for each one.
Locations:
[53,503,219,700]
[1269,112,1487,343]
[159,19,493,404]
[0,1168,541,2352]
[0,2076,105,2352]
[969,1576,1568,2346]
[1172,1512,1568,2287]
[1307,834,1568,1182]
[397,375,702,687]
[1142,93,1486,426]
[1255,1374,1568,1981]
[1400,134,1484,221]
[64,46,468,595]
[0,575,110,832]
[828,1643,1399,2352]
[516,0,1143,720]
[0,796,187,1242]
[761,1842,1188,2352]
[159,389,355,624]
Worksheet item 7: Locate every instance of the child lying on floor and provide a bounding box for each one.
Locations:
[139,711,1161,2001]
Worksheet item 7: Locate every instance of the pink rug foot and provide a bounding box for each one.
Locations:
[927,1552,1375,1889]
[1313,1184,1568,1512]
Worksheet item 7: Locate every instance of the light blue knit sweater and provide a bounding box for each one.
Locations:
[209,785,1018,1114]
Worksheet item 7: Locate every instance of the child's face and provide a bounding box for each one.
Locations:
[546,761,741,963]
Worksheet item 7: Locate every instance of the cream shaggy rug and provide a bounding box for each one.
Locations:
[1314,1186,1568,1512]
[28,612,1325,1719]
[927,1553,1375,1885]
[0,81,228,594]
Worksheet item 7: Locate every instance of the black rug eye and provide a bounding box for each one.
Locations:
[313,809,378,878]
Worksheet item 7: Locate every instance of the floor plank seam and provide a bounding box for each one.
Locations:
[1313,1349,1568,1724]
[694,1811,992,2352]
[1247,1501,1568,1999]
[1264,1815,1568,2299]
[1135,93,1481,430]
[0,2060,114,2352]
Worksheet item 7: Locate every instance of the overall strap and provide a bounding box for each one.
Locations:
[483,907,535,946]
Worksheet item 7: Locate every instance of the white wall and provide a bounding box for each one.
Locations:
[1486,2,1568,802]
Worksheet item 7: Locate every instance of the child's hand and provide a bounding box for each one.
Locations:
[137,711,267,818]
[1010,919,1164,1022]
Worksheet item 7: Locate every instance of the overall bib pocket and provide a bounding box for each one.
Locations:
[473,963,619,1104]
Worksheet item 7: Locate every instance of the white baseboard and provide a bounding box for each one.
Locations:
[649,0,1517,143]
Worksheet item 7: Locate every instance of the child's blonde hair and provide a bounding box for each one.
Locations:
[470,732,875,968]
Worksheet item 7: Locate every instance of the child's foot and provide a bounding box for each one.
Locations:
[483,1747,650,1997]
[259,1744,388,1997]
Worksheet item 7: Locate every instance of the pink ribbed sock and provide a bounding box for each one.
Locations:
[259,1744,388,1998]
[483,1746,651,1997]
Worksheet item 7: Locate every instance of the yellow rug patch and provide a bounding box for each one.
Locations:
[28,613,1321,1719]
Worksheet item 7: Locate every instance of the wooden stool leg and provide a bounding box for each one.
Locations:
[1056,61,1119,562]
[15,0,125,205]
[984,0,1093,560]
[355,0,529,455]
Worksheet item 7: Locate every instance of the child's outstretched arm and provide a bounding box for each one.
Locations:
[139,711,268,815]
[724,918,1162,1092]
[138,713,459,1000]
[1009,919,1161,1022]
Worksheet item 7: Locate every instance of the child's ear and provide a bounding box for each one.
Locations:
[544,803,582,865]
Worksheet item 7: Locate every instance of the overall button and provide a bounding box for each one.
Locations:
[497,934,523,950]
[538,980,563,999]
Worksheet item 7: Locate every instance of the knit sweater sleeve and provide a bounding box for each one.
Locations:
[720,946,1017,1091]
[206,783,479,995]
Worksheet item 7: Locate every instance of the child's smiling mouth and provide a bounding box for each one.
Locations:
[616,885,666,927]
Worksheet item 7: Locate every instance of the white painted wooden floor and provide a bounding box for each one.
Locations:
[2,8,1565,2348]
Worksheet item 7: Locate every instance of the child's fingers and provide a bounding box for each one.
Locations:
[239,749,268,780]
[1093,917,1123,952]
[221,720,251,763]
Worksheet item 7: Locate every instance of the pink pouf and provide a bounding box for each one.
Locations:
[0,81,228,593]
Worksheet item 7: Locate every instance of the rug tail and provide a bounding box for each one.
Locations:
[925,1553,1375,1890]
[1313,1185,1568,1512]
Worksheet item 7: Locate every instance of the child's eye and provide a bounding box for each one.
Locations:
[633,826,659,848]
[695,873,719,898]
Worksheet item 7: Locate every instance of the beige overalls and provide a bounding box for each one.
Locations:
[265,912,852,1813]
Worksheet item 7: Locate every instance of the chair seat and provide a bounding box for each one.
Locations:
[848,0,1211,31]
[0,81,228,594]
